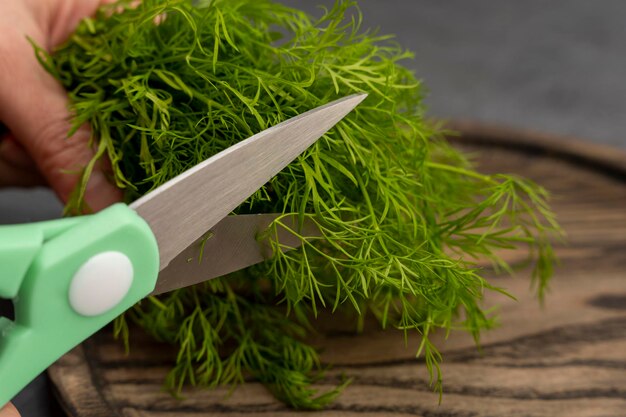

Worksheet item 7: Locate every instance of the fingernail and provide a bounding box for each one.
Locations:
[84,170,123,212]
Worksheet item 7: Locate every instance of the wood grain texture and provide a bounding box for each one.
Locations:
[49,125,626,417]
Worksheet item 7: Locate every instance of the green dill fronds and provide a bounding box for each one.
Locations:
[38,0,562,408]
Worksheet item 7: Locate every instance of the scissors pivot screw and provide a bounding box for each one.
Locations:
[68,251,134,317]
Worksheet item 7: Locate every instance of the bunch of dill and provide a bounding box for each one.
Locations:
[35,0,560,408]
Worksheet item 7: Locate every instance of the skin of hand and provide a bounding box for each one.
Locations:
[0,403,20,417]
[0,0,122,211]
[0,1,122,414]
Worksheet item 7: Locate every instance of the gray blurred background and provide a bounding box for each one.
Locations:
[281,0,626,149]
[3,1,626,416]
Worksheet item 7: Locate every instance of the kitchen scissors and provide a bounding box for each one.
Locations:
[0,93,366,404]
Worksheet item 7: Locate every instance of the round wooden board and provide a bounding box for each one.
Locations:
[49,125,626,417]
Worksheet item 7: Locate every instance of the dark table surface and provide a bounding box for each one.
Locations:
[3,1,626,416]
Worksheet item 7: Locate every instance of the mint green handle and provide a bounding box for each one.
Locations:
[0,203,159,405]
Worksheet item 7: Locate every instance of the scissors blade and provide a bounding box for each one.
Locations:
[151,213,320,295]
[131,93,366,271]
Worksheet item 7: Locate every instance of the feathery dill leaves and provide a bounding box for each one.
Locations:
[37,0,561,408]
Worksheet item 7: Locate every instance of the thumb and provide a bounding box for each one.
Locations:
[0,28,122,212]
[0,403,20,417]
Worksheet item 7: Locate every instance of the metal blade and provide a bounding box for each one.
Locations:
[131,93,366,270]
[151,213,320,295]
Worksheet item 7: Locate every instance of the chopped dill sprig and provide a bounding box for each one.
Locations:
[36,0,561,408]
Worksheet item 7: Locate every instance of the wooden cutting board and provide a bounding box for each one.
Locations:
[49,124,626,417]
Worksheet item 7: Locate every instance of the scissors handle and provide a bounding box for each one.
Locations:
[0,204,159,405]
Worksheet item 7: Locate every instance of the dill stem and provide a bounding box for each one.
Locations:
[425,161,498,185]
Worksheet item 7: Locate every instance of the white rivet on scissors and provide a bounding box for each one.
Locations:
[69,251,134,317]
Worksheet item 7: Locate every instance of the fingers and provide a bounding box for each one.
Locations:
[0,403,20,417]
[0,136,46,187]
[24,0,105,48]
[0,134,38,170]
[0,13,122,211]
[0,83,123,210]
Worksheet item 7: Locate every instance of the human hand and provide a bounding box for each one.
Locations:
[0,403,19,417]
[0,0,122,211]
